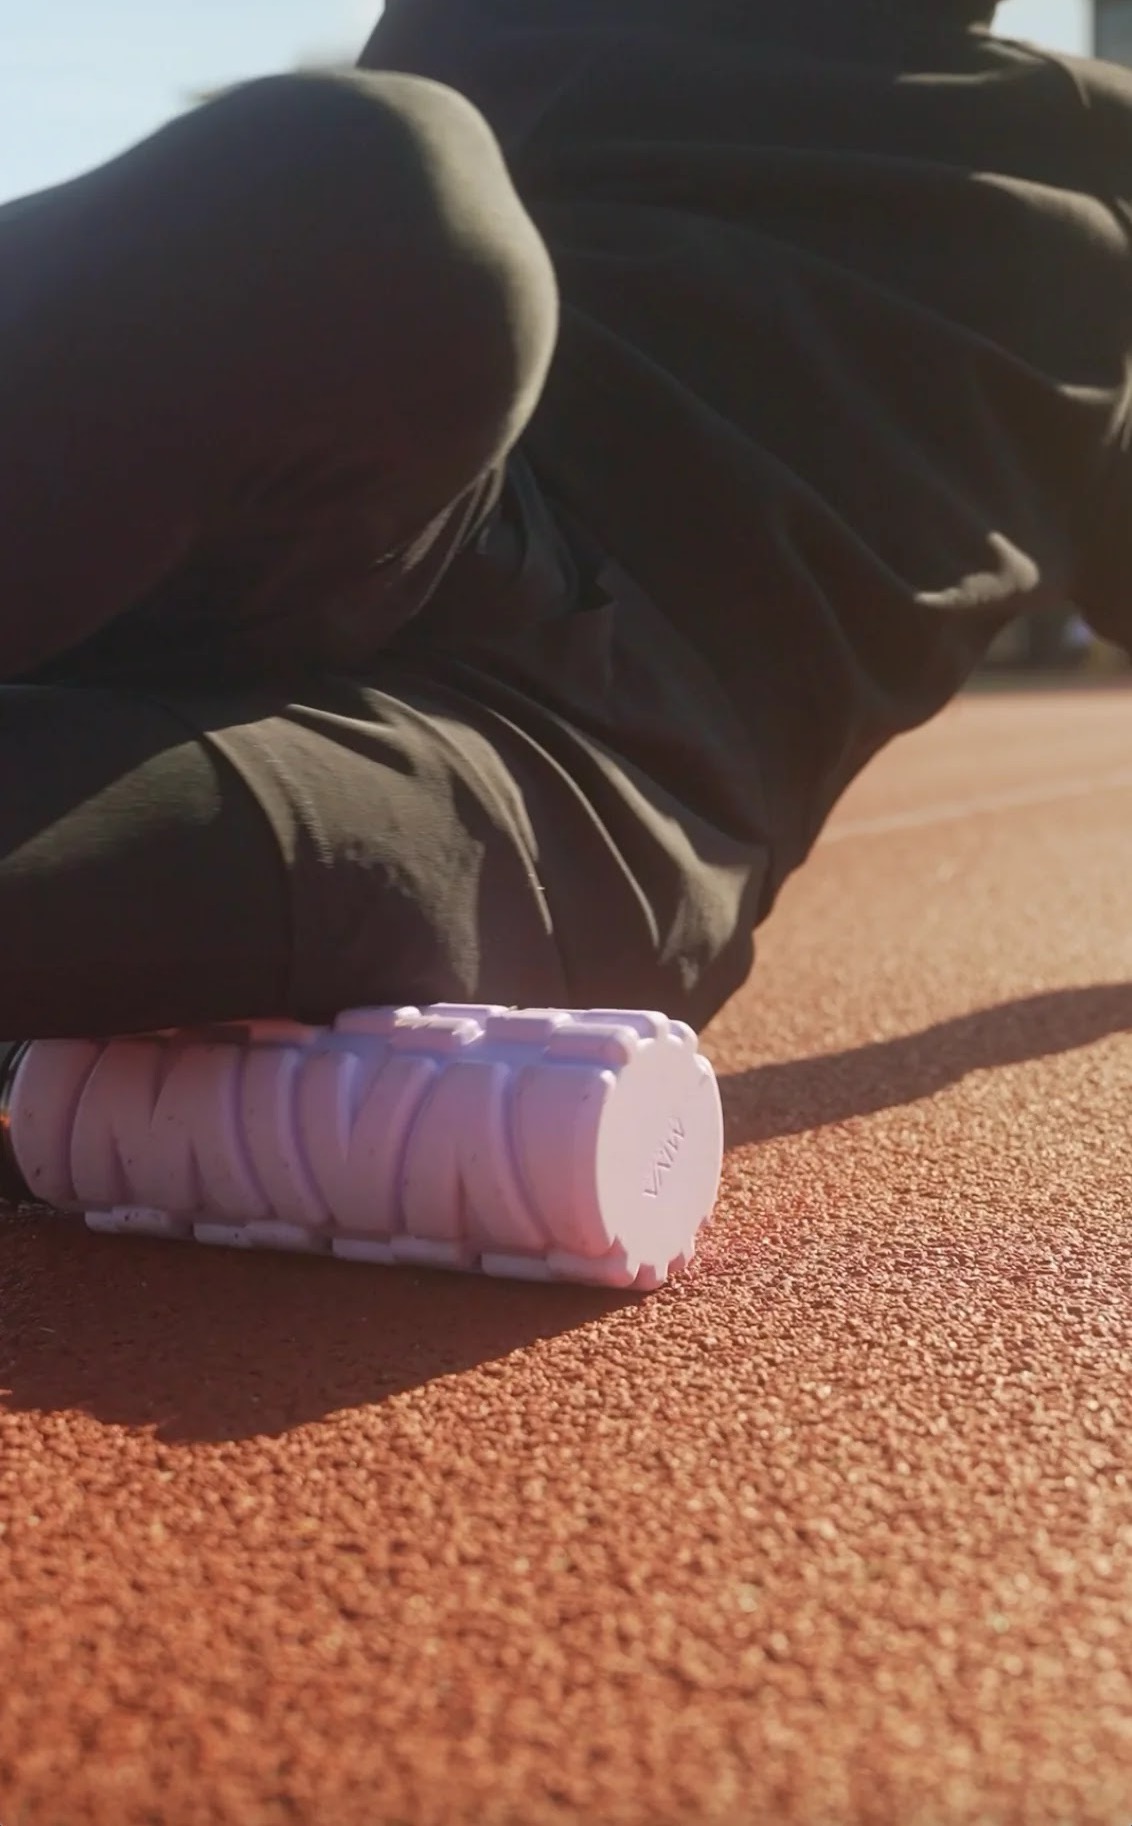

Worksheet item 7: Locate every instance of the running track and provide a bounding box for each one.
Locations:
[2,686,1130,1826]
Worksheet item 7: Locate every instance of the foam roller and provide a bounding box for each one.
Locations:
[0,1005,723,1288]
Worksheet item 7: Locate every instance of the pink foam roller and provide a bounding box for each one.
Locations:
[0,1005,724,1289]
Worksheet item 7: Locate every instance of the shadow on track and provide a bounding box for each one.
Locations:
[0,1218,632,1445]
[719,980,1132,1147]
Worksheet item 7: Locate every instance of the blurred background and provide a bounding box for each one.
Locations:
[0,0,1125,680]
[0,1,1094,209]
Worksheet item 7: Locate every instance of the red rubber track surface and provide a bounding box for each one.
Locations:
[2,686,1131,1826]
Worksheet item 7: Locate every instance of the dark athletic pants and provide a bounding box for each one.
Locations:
[0,72,770,1039]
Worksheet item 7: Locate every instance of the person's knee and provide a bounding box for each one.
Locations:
[197,70,559,446]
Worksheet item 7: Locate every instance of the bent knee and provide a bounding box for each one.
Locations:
[197,70,558,442]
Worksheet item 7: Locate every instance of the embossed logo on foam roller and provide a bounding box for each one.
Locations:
[644,1116,687,1198]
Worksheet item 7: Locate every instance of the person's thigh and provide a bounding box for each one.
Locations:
[166,669,575,1024]
[0,600,769,1042]
[1,70,558,683]
[0,672,572,1040]
[173,590,771,1033]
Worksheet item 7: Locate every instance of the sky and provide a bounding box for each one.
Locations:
[0,0,1094,208]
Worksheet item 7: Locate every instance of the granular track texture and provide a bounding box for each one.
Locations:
[2,686,1130,1826]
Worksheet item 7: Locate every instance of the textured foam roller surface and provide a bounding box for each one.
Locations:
[5,1005,724,1288]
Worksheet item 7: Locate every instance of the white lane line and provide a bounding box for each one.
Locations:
[821,767,1132,844]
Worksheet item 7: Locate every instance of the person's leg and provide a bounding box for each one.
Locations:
[173,575,771,1035]
[0,597,769,1042]
[0,70,557,684]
